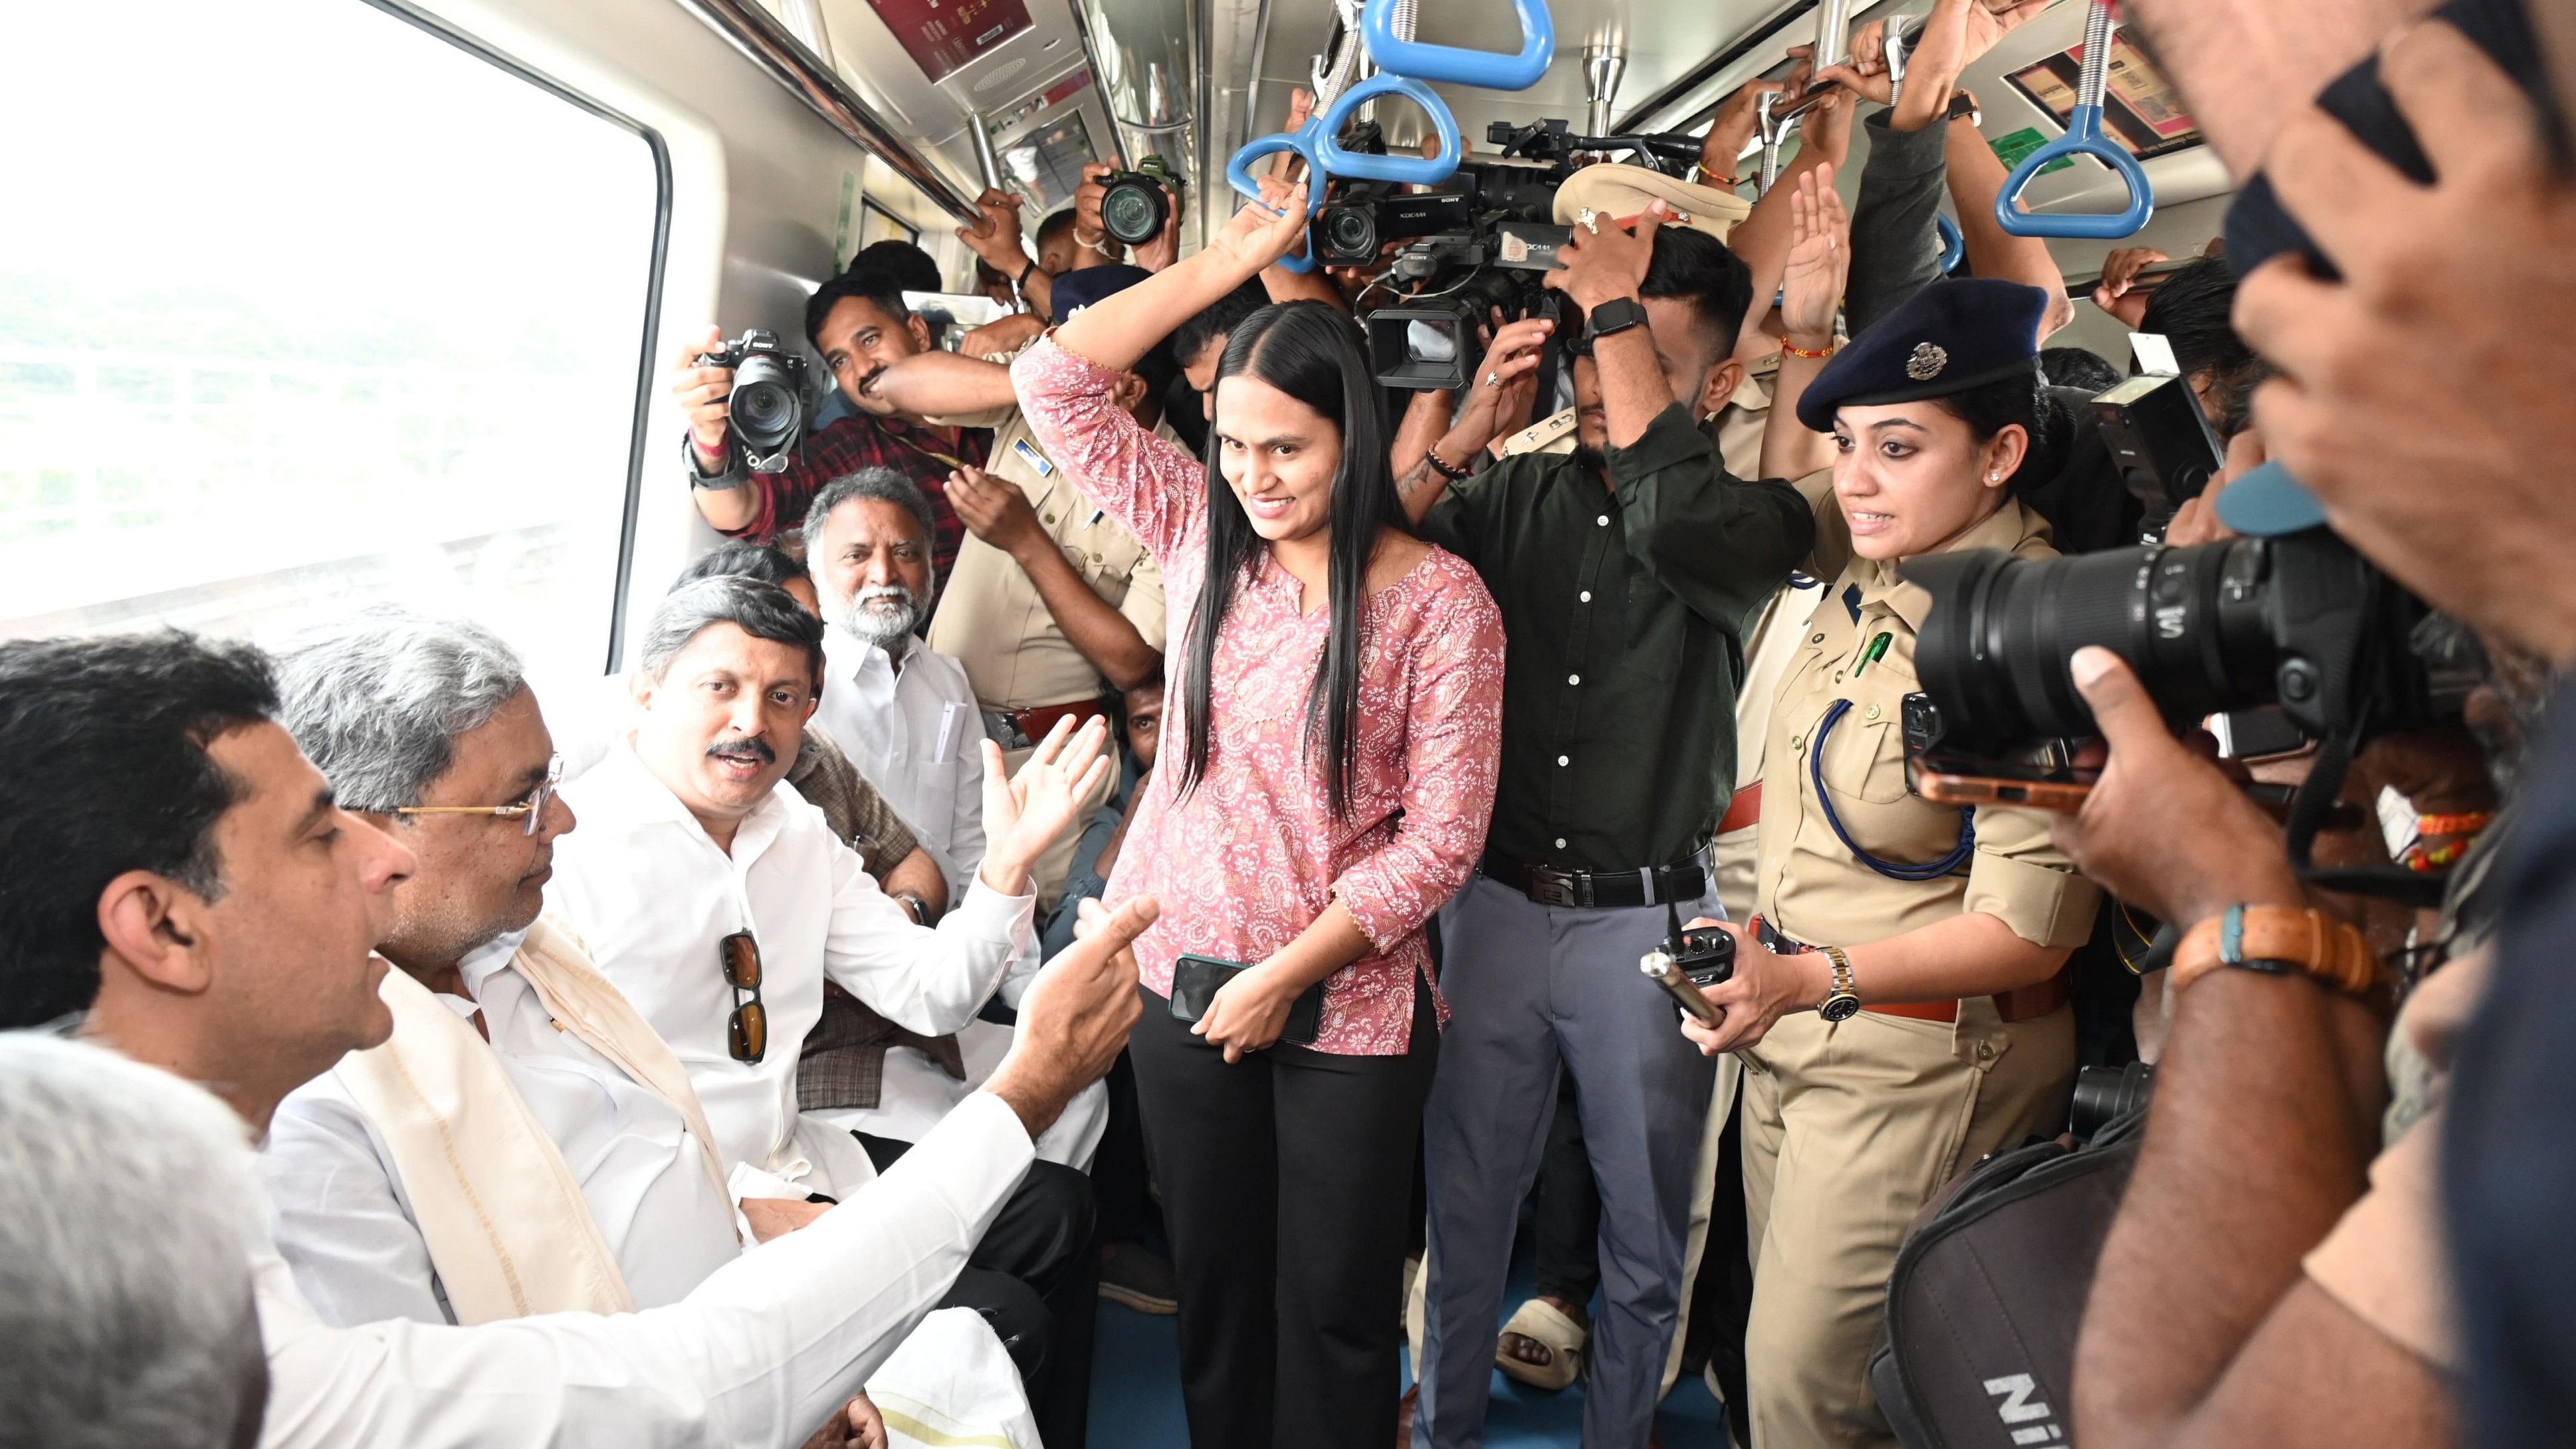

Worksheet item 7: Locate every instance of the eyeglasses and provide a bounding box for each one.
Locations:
[391,754,564,837]
[720,931,767,1063]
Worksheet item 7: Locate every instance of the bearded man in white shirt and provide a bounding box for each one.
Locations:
[0,628,1155,1449]
[548,575,1115,1448]
[804,468,989,897]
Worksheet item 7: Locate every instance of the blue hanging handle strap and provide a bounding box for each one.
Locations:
[1808,699,1975,882]
[1315,74,1463,185]
[1994,1,2154,241]
[1360,0,1555,90]
[1935,213,1965,273]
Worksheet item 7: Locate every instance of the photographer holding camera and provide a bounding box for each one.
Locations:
[671,269,990,580]
[1683,213,2103,1438]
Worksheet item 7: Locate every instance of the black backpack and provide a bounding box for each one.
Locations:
[1868,1110,2145,1448]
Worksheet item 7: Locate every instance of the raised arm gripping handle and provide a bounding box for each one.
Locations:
[1359,0,1555,90]
[1224,119,1331,271]
[1994,1,2154,240]
[1315,74,1464,185]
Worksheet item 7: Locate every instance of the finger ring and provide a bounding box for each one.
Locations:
[1485,372,1503,389]
[1578,208,1600,234]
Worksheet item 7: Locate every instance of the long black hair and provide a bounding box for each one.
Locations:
[1176,300,1406,820]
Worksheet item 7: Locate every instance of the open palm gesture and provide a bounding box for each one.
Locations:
[978,716,1113,895]
[1779,164,1850,350]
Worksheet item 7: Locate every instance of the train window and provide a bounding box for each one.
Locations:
[1,0,667,676]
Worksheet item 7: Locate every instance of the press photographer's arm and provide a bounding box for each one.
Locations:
[2052,647,2446,1449]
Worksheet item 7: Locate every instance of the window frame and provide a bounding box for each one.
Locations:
[360,0,675,674]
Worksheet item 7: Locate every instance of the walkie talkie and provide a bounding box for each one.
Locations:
[1640,897,1735,1024]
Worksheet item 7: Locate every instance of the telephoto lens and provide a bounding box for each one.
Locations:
[1905,530,2440,754]
[1099,172,1170,247]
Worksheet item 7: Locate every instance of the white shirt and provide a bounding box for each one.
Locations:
[814,1017,1108,1170]
[261,930,745,1325]
[254,1091,1037,1449]
[548,742,1031,1200]
[815,625,988,897]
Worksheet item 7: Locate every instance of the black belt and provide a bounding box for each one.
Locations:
[1753,917,1810,954]
[1481,851,1707,909]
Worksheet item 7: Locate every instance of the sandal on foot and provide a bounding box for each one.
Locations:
[1494,1298,1587,1391]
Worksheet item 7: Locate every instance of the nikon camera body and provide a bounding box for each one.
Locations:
[696,329,808,474]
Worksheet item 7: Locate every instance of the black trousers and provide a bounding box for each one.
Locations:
[1127,978,1440,1449]
[858,1133,1099,1449]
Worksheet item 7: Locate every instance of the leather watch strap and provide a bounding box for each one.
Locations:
[2171,905,2381,999]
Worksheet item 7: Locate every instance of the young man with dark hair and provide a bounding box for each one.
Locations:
[2136,255,2258,425]
[669,266,990,581]
[1398,216,1816,1449]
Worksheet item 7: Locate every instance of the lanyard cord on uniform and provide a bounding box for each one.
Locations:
[1808,698,1975,882]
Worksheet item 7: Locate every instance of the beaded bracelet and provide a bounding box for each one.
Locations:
[1780,336,1837,360]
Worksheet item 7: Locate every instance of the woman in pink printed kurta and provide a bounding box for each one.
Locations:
[1010,185,1503,1449]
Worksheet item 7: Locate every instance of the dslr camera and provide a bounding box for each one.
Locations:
[697,329,808,473]
[1904,529,2467,762]
[1096,156,1182,247]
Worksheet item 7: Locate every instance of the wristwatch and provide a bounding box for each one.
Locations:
[1945,88,1982,129]
[1817,946,1862,1023]
[2171,904,2382,999]
[1585,297,1650,343]
[893,892,936,928]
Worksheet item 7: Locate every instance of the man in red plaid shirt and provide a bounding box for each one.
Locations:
[671,268,990,582]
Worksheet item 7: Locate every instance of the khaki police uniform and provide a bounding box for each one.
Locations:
[924,403,1170,907]
[1739,486,2101,1448]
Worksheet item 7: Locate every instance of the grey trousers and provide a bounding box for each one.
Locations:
[1418,870,1720,1448]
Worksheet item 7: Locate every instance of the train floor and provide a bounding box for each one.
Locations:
[1085,1215,1735,1447]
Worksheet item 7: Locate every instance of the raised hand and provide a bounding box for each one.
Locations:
[1546,199,1668,312]
[977,716,1114,895]
[670,324,735,460]
[1448,313,1556,455]
[1210,177,1313,276]
[1703,76,1788,181]
[1778,163,1850,351]
[947,465,1043,554]
[2092,247,2170,328]
[956,187,1030,273]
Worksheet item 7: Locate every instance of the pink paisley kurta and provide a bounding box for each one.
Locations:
[1013,334,1505,1055]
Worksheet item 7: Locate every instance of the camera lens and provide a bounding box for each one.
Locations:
[729,354,804,452]
[1100,177,1167,247]
[1324,207,1375,260]
[2069,1061,2153,1139]
[1907,538,2280,750]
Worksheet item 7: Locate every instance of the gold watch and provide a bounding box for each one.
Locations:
[1817,945,1862,1023]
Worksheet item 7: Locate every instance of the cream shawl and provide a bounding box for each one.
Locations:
[330,915,735,1323]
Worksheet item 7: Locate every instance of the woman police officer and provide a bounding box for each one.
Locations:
[1683,169,2102,1448]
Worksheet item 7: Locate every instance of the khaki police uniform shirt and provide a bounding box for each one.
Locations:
[1755,487,2101,952]
[924,405,1169,711]
[1499,356,1776,481]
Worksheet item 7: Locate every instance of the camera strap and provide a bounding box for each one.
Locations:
[1811,699,1975,882]
[2282,695,2448,910]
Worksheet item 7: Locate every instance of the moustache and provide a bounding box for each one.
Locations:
[857,365,890,396]
[705,737,777,765]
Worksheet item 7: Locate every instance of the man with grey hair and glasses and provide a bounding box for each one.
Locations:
[804,467,992,897]
[0,1034,271,1449]
[550,575,1114,1447]
[0,626,1156,1448]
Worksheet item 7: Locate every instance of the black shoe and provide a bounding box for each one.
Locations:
[1097,1242,1178,1315]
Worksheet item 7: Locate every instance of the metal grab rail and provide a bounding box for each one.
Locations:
[1994,1,2153,239]
[1359,0,1556,90]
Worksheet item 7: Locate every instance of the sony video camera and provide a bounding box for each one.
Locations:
[697,329,808,473]
[1903,530,2471,763]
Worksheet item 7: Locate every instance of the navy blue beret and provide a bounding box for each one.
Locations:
[1794,277,2051,433]
[1047,265,1154,322]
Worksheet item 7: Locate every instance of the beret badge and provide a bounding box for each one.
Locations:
[1905,342,1949,381]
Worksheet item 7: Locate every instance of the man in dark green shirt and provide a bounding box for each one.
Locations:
[1407,214,1813,1449]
